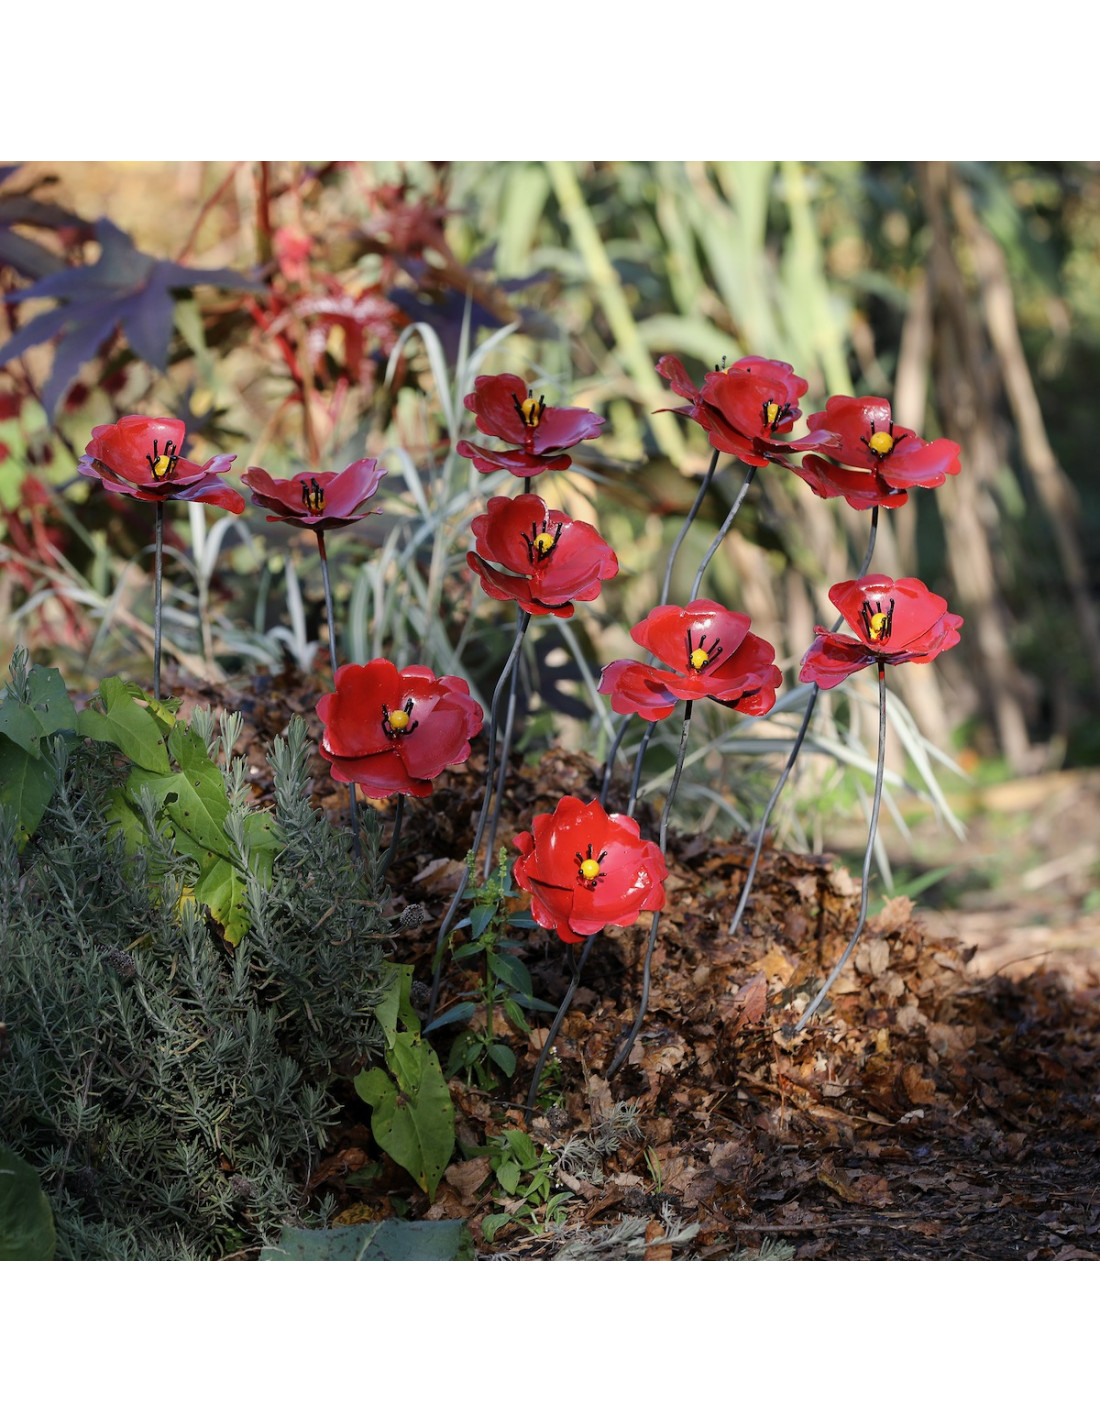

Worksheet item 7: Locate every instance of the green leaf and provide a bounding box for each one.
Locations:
[495,1159,521,1195]
[0,736,59,849]
[354,1032,455,1201]
[76,676,171,773]
[480,1213,512,1244]
[487,951,533,997]
[0,664,75,758]
[469,902,496,939]
[0,1143,56,1261]
[425,1000,477,1033]
[501,1129,540,1169]
[259,1218,474,1261]
[126,723,233,857]
[486,1041,517,1077]
[374,963,419,1049]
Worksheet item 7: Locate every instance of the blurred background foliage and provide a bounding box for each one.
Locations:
[1,160,1097,822]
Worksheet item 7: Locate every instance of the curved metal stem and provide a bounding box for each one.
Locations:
[524,935,596,1120]
[483,608,523,879]
[795,660,887,1031]
[427,611,532,1021]
[728,507,880,935]
[608,700,694,1078]
[318,529,361,859]
[598,448,720,807]
[625,722,657,819]
[377,793,404,879]
[689,465,757,601]
[153,502,164,701]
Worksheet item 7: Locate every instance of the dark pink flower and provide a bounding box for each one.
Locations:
[598,599,782,722]
[513,795,668,945]
[656,355,837,469]
[466,492,618,618]
[795,395,961,509]
[242,459,386,530]
[800,574,964,690]
[456,372,604,477]
[316,659,483,798]
[79,415,243,512]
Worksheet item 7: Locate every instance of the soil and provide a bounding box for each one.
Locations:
[215,668,1100,1261]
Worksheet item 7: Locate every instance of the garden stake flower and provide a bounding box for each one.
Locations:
[243,458,386,856]
[598,444,721,804]
[731,401,961,935]
[467,492,619,619]
[656,355,837,469]
[79,415,243,699]
[792,575,963,1029]
[456,372,604,478]
[317,659,483,797]
[796,396,962,509]
[516,797,667,1115]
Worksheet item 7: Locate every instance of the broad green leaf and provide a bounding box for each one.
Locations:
[259,1218,473,1262]
[425,1000,477,1033]
[126,724,233,857]
[0,736,58,848]
[374,963,419,1049]
[480,1213,511,1244]
[469,902,496,938]
[487,951,532,997]
[354,1033,454,1201]
[77,676,171,773]
[105,784,150,857]
[174,810,277,944]
[486,1041,517,1077]
[495,1159,521,1194]
[0,665,75,758]
[0,1144,56,1261]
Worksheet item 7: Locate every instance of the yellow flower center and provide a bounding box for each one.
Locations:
[150,455,173,480]
[689,648,711,670]
[579,858,602,881]
[387,709,411,732]
[764,401,780,427]
[868,430,895,457]
[302,478,325,513]
[533,531,556,555]
[868,611,890,642]
[520,395,543,427]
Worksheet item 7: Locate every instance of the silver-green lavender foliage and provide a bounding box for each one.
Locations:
[0,716,390,1260]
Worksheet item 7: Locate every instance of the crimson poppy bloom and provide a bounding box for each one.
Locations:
[513,795,668,945]
[800,574,963,690]
[794,395,961,509]
[78,415,243,512]
[241,458,386,530]
[598,599,782,722]
[316,659,484,797]
[656,355,837,469]
[456,372,604,477]
[466,492,618,618]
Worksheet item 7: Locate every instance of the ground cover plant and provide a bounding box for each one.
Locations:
[2,162,1099,1262]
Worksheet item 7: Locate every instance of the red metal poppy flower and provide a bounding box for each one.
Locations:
[656,355,837,469]
[799,574,964,690]
[466,492,618,618]
[598,599,782,722]
[78,415,243,512]
[795,395,961,509]
[241,458,386,530]
[316,659,484,798]
[456,372,604,477]
[512,795,668,945]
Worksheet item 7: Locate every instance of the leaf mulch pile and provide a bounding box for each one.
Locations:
[200,667,1100,1261]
